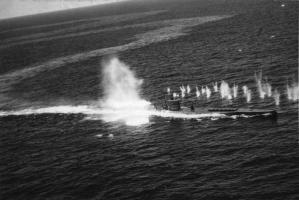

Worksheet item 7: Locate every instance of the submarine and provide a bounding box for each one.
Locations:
[160,96,277,118]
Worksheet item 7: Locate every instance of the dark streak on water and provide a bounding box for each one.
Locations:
[0,0,298,199]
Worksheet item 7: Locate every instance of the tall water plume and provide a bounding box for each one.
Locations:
[100,57,151,125]
[246,89,252,103]
[264,81,272,97]
[242,85,251,103]
[287,82,299,101]
[201,86,206,94]
[187,85,191,94]
[196,86,200,98]
[254,71,273,99]
[206,86,211,99]
[233,84,238,98]
[180,85,186,98]
[273,89,280,106]
[220,81,232,100]
[242,85,248,97]
[213,82,218,92]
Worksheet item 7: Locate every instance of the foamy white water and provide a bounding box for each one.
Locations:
[180,85,186,98]
[99,57,152,125]
[187,85,191,94]
[167,87,171,94]
[242,85,248,97]
[206,86,211,99]
[273,89,280,106]
[233,84,238,98]
[246,89,252,103]
[220,81,232,100]
[196,86,200,98]
[213,82,218,92]
[287,83,299,101]
[201,86,206,94]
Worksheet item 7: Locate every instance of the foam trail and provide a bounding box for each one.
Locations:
[220,81,232,100]
[151,110,226,119]
[233,84,238,98]
[187,85,191,94]
[206,86,211,99]
[195,86,200,98]
[213,82,218,92]
[0,106,228,121]
[273,89,280,106]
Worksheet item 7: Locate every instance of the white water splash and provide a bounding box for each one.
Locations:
[246,89,252,103]
[195,86,200,98]
[167,87,171,94]
[100,57,152,126]
[201,86,206,95]
[287,83,299,101]
[180,85,186,98]
[255,71,272,99]
[220,81,232,100]
[233,84,238,98]
[242,85,248,97]
[242,85,251,103]
[265,82,272,97]
[173,92,179,99]
[213,82,218,92]
[206,86,211,99]
[273,89,280,106]
[186,85,191,94]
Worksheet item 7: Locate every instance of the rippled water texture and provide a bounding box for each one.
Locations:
[0,0,298,199]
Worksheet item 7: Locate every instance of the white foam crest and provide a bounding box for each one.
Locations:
[0,105,95,116]
[0,105,229,125]
[151,110,226,119]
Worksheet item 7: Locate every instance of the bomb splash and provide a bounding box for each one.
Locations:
[99,57,152,125]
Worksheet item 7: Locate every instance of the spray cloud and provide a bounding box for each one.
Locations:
[100,57,151,125]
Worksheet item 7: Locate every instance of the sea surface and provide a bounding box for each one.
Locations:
[0,0,298,199]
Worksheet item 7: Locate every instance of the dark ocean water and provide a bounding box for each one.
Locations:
[0,0,298,199]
